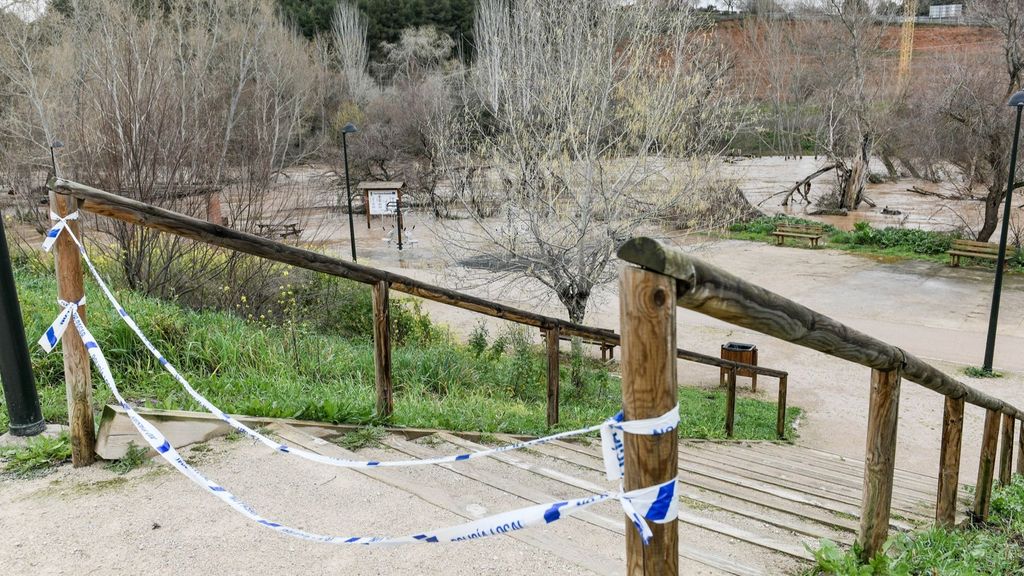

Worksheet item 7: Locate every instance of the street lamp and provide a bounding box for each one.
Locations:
[341,123,358,262]
[982,89,1024,372]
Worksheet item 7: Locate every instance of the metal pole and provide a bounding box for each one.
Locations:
[343,132,357,263]
[983,104,1023,372]
[396,193,403,251]
[0,211,46,436]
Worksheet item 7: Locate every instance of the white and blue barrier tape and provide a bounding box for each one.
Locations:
[40,211,680,545]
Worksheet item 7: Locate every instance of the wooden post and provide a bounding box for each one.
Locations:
[857,368,901,562]
[935,396,964,528]
[49,192,96,467]
[974,409,1000,521]
[999,413,1014,486]
[371,281,393,419]
[1017,419,1024,477]
[776,374,788,440]
[725,368,736,438]
[546,326,560,427]
[620,266,677,576]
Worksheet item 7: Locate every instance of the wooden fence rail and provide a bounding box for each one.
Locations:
[50,177,787,432]
[617,236,1024,561]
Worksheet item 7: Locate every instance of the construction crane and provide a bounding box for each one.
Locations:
[897,0,919,83]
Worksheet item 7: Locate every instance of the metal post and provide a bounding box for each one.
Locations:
[983,103,1023,372]
[342,130,357,263]
[396,193,404,251]
[0,211,45,436]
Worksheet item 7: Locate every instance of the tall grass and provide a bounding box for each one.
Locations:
[1,258,799,440]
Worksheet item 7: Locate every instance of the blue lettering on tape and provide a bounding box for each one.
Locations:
[543,502,568,523]
[455,454,470,461]
[644,481,676,522]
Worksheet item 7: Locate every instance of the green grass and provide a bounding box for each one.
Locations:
[0,433,71,476]
[0,258,799,442]
[964,366,1004,379]
[728,216,1024,271]
[333,426,387,451]
[104,442,150,475]
[806,476,1024,575]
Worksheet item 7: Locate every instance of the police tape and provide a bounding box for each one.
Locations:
[42,212,680,477]
[45,296,678,545]
[39,212,681,545]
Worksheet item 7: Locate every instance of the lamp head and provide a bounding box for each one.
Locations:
[342,123,358,134]
[51,140,64,149]
[1009,90,1024,107]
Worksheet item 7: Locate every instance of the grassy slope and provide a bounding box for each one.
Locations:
[0,264,800,441]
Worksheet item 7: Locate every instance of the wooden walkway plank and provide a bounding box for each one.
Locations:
[437,432,817,562]
[271,425,622,576]
[381,435,751,576]
[548,438,868,532]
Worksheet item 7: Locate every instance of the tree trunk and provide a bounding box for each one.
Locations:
[841,135,872,210]
[977,182,1004,242]
[562,294,589,392]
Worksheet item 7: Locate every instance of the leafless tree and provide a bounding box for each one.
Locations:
[431,0,736,385]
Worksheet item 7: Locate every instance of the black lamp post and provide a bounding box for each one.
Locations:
[982,89,1024,372]
[341,123,358,262]
[50,139,64,177]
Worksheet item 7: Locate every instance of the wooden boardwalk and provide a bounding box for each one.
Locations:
[274,424,970,576]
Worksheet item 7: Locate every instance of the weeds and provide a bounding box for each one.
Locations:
[805,476,1024,575]
[334,426,387,451]
[0,434,71,476]
[105,442,150,475]
[964,366,1003,378]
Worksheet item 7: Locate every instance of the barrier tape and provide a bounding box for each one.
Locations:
[41,213,680,476]
[40,213,680,545]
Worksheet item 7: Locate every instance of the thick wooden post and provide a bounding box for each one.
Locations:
[620,266,677,576]
[857,368,901,562]
[935,396,964,527]
[937,393,966,524]
[546,326,560,427]
[371,281,393,418]
[776,375,788,440]
[999,413,1014,486]
[49,192,95,467]
[725,368,736,438]
[974,409,1000,521]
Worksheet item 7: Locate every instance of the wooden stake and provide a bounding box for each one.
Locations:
[49,192,95,467]
[725,369,736,438]
[776,374,788,440]
[999,413,1014,486]
[974,409,1000,521]
[546,326,560,427]
[1017,419,1024,477]
[857,368,900,562]
[371,281,392,419]
[619,265,677,576]
[935,396,964,528]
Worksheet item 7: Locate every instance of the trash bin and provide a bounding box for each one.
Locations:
[720,342,758,391]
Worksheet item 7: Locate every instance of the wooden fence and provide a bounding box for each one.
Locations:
[43,177,1024,573]
[47,177,787,439]
[617,236,1024,564]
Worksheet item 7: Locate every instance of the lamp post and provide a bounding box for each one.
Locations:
[342,123,358,262]
[50,140,64,177]
[982,89,1024,372]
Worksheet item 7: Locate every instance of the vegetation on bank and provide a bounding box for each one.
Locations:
[806,476,1024,575]
[0,257,800,446]
[729,216,1024,271]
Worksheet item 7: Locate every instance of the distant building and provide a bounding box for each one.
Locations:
[928,4,963,19]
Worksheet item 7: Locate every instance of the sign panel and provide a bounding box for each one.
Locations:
[368,190,399,216]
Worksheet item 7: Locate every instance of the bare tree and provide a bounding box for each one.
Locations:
[431,0,736,386]
[331,0,375,103]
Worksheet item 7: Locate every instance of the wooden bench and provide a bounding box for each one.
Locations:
[948,239,1002,268]
[256,222,302,239]
[772,223,824,247]
[539,328,617,361]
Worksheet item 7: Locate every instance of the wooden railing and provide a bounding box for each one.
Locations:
[617,236,1024,563]
[48,177,788,438]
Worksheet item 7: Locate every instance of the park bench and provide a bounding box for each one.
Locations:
[772,223,824,247]
[255,222,302,239]
[539,328,617,361]
[947,239,1003,268]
